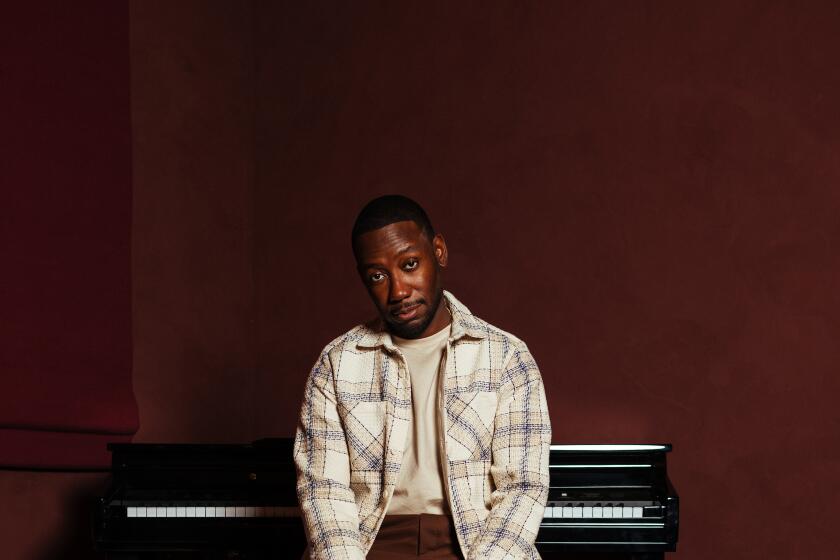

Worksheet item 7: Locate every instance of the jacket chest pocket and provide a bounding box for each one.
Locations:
[445,391,498,461]
[344,400,387,470]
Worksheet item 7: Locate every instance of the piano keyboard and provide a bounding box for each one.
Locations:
[124,506,299,518]
[544,502,661,519]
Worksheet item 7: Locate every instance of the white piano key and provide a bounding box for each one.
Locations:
[217,506,227,517]
[136,506,147,518]
[165,507,176,517]
[235,506,246,518]
[204,507,214,518]
[562,506,573,518]
[572,506,583,518]
[245,506,255,518]
[633,506,643,518]
[583,506,592,518]
[127,507,137,518]
[225,507,236,518]
[176,507,186,517]
[255,506,265,518]
[622,506,633,518]
[157,507,167,518]
[147,507,156,518]
[602,507,612,518]
[544,506,553,518]
[186,507,196,517]
[612,506,623,518]
[593,506,603,518]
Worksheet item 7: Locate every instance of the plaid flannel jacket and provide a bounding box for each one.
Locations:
[294,291,551,559]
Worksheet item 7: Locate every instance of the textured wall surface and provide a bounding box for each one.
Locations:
[0,2,136,465]
[0,1,131,557]
[131,0,257,443]
[251,3,840,558]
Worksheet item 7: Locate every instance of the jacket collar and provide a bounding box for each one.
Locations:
[355,290,487,350]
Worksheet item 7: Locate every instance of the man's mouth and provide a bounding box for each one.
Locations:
[392,302,421,321]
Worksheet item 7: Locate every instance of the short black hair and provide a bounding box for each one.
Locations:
[351,195,435,251]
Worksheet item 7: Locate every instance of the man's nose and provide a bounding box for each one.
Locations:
[389,273,410,302]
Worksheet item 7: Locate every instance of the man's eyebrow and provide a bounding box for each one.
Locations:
[395,244,417,256]
[359,245,418,269]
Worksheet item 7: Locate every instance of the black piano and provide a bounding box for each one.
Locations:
[94,439,678,559]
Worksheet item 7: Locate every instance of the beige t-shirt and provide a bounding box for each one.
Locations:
[387,323,451,515]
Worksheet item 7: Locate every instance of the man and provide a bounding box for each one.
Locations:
[294,195,551,559]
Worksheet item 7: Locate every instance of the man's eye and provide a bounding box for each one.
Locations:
[369,272,385,283]
[404,260,419,270]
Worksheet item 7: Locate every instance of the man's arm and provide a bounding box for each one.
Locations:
[294,348,366,560]
[467,343,552,559]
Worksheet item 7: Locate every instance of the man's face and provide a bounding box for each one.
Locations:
[354,220,449,339]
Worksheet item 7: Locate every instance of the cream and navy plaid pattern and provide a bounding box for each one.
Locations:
[294,291,551,559]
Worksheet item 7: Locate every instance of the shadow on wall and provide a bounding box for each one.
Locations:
[34,473,110,560]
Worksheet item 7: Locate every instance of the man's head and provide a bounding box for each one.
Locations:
[352,195,449,339]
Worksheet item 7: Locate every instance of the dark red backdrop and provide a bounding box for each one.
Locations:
[1,2,134,558]
[251,4,840,557]
[0,3,137,468]
[5,1,840,558]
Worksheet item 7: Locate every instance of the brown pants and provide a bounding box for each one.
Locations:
[366,514,464,559]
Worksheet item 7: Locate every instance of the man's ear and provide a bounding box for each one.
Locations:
[433,234,448,267]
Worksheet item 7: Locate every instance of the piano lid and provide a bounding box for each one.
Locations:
[550,444,671,452]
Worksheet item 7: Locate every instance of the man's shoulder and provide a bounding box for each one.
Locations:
[469,313,528,349]
[318,322,377,355]
[446,291,530,352]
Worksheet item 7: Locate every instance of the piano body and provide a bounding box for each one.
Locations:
[94,439,678,559]
[540,444,679,558]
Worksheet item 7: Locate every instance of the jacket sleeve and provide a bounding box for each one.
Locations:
[466,344,552,559]
[294,348,366,560]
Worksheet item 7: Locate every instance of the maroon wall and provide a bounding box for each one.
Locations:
[0,1,132,557]
[0,3,137,467]
[251,2,840,559]
[131,0,257,444]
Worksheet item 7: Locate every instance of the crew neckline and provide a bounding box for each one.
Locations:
[392,323,451,348]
